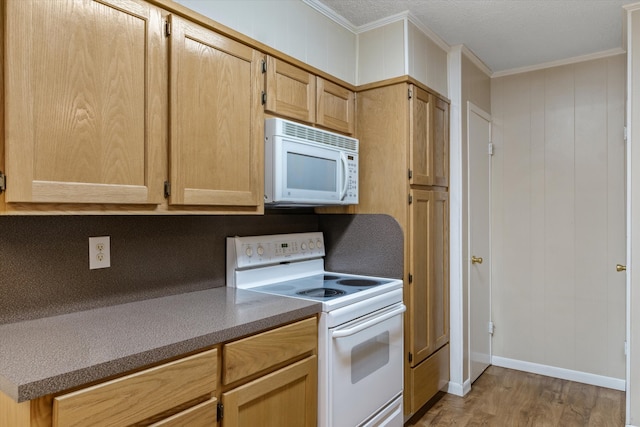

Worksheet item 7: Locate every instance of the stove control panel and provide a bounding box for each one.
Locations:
[228,232,325,269]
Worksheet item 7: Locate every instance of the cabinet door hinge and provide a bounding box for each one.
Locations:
[408,352,413,363]
[217,403,224,421]
[164,20,171,37]
[261,59,267,73]
[0,171,5,193]
[261,91,267,105]
[408,194,413,205]
[488,321,495,335]
[488,142,494,156]
[408,88,413,99]
[625,126,629,143]
[408,273,413,284]
[408,169,413,179]
[164,181,171,198]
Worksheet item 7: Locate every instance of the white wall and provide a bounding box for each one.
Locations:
[448,46,491,396]
[407,21,448,97]
[176,0,357,84]
[491,55,626,387]
[357,17,449,96]
[357,20,405,86]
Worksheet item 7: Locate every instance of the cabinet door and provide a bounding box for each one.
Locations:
[433,97,450,187]
[5,0,164,204]
[408,189,432,365]
[431,190,450,350]
[222,356,317,427]
[409,86,433,186]
[408,190,449,366]
[316,77,355,135]
[169,16,263,207]
[265,56,316,124]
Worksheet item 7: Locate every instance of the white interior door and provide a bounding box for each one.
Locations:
[468,102,492,383]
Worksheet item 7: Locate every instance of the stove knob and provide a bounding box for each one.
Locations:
[309,241,315,249]
[257,245,264,256]
[316,239,323,249]
[245,246,253,257]
[301,242,307,250]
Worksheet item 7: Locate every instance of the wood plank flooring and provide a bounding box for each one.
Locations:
[408,366,625,426]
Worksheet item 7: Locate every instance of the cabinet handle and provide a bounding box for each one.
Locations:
[616,264,627,272]
[471,256,483,265]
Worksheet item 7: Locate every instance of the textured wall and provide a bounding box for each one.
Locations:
[0,214,402,324]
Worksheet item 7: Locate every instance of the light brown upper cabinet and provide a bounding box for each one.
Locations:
[316,77,355,135]
[4,0,165,205]
[168,15,264,209]
[264,56,355,135]
[409,86,449,188]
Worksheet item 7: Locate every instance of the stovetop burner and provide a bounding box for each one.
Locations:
[323,275,341,280]
[337,278,381,287]
[297,288,346,298]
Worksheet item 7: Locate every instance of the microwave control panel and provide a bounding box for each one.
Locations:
[344,154,358,204]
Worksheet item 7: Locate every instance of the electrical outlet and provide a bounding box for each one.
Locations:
[89,236,111,269]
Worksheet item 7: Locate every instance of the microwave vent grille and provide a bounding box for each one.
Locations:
[282,121,358,152]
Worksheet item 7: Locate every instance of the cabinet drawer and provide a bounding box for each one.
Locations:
[410,343,449,414]
[53,349,218,427]
[223,317,317,384]
[150,398,218,427]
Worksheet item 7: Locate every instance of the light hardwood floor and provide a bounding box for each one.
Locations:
[408,366,625,426]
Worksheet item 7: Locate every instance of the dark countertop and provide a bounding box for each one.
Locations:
[0,287,321,402]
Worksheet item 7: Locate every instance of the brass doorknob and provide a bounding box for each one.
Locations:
[472,256,483,265]
[616,264,627,272]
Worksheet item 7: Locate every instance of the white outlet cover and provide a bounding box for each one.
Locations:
[89,236,111,270]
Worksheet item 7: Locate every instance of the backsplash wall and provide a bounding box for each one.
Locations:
[0,214,402,325]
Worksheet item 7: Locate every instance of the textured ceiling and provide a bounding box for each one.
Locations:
[314,0,636,73]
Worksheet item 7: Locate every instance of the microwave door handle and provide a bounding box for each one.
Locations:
[331,304,406,338]
[340,153,348,200]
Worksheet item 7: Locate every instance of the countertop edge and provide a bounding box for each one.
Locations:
[1,290,321,403]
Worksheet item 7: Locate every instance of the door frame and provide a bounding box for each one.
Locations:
[466,102,493,383]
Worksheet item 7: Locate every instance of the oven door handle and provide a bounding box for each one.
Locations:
[331,304,406,338]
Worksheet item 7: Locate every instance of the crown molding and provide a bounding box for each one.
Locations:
[459,45,493,77]
[405,11,451,53]
[492,47,626,78]
[624,2,640,12]
[301,0,358,33]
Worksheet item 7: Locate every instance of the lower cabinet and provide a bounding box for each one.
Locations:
[221,356,317,427]
[220,317,318,427]
[0,317,318,427]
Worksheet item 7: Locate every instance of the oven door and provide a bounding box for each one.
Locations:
[329,303,405,427]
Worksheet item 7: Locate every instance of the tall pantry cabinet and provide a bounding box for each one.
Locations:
[355,81,450,417]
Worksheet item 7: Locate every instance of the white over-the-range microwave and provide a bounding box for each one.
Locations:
[264,118,359,207]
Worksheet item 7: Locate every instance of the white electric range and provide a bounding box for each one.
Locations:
[227,232,405,427]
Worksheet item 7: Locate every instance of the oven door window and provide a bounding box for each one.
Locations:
[351,331,390,384]
[330,304,404,427]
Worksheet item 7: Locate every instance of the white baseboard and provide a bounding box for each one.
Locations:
[492,356,626,391]
[446,379,471,396]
